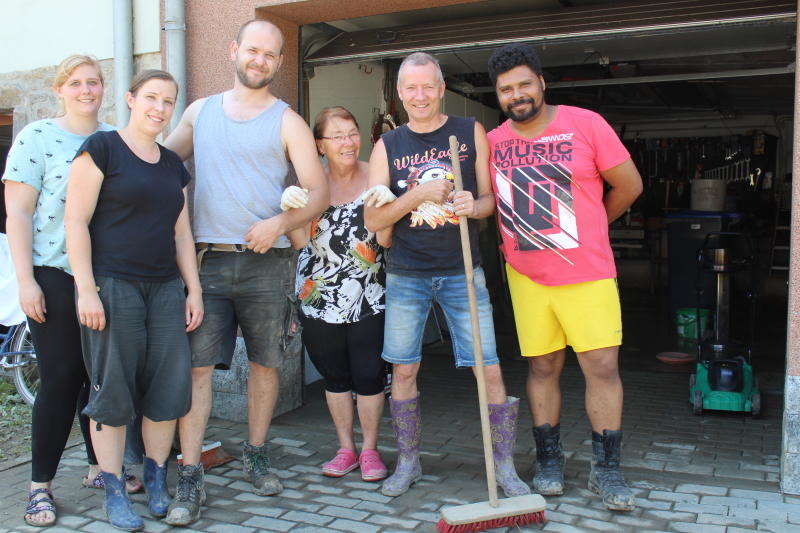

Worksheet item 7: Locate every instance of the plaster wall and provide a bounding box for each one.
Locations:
[0,0,160,74]
[308,61,386,160]
[442,90,501,132]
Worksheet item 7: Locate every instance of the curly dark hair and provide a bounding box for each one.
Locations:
[487,43,543,85]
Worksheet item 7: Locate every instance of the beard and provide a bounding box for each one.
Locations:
[504,97,541,122]
[235,61,273,90]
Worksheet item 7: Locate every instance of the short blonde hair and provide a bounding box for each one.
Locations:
[53,55,104,117]
[53,54,103,90]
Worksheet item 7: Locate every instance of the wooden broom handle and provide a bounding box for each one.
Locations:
[448,135,498,507]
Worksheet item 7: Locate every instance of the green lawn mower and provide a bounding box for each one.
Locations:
[689,232,760,417]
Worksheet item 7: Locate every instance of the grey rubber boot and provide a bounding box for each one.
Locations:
[531,423,565,495]
[488,396,531,497]
[165,462,206,526]
[243,442,283,496]
[588,430,635,511]
[381,394,422,497]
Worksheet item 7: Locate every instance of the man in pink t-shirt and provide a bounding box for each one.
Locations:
[487,43,642,511]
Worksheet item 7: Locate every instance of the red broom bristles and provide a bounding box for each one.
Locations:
[436,510,546,533]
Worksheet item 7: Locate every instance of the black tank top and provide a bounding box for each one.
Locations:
[382,115,481,276]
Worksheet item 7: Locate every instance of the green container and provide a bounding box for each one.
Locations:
[676,307,709,340]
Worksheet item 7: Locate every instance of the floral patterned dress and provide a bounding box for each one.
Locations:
[296,195,385,323]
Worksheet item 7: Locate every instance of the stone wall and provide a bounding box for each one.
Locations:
[211,333,303,423]
[0,53,162,135]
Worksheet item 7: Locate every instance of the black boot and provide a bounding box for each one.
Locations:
[588,430,635,511]
[531,423,565,495]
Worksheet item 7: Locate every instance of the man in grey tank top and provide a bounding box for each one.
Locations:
[163,19,328,526]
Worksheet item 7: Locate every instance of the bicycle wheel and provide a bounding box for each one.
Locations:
[10,322,38,405]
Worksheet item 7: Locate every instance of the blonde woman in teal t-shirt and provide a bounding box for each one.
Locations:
[2,55,142,528]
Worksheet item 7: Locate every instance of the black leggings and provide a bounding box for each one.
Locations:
[28,267,96,482]
[300,313,385,396]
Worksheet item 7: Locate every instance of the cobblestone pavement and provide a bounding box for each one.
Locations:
[0,349,796,532]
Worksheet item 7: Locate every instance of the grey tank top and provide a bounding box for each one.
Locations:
[192,93,291,247]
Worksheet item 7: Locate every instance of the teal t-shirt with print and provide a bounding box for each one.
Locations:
[2,119,113,274]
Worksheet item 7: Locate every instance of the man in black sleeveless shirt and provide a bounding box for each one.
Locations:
[364,52,529,498]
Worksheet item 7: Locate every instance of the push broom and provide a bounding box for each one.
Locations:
[436,136,546,533]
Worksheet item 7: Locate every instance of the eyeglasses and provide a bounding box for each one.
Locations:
[320,132,361,143]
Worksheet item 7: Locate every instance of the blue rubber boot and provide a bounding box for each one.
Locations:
[101,470,144,531]
[143,456,171,518]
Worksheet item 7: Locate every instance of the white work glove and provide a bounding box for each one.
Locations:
[363,184,396,208]
[280,186,309,211]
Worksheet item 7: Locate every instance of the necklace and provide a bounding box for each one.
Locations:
[118,131,160,163]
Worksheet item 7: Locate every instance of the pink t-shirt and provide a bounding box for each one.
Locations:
[488,106,630,286]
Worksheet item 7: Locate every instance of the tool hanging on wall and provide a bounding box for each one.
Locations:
[703,158,760,186]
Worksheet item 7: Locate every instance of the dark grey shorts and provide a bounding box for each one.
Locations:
[190,247,298,369]
[80,276,192,427]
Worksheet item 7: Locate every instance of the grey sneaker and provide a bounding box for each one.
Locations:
[243,442,283,496]
[165,463,205,526]
[588,430,635,511]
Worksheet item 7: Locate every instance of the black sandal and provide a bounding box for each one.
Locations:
[24,488,56,528]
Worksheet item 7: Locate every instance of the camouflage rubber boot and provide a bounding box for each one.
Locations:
[531,423,565,495]
[165,462,205,526]
[488,396,531,497]
[381,394,422,497]
[588,430,635,511]
[243,442,283,496]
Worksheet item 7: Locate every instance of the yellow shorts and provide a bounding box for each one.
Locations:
[506,264,622,356]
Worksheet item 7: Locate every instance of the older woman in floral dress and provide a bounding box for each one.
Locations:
[286,106,391,481]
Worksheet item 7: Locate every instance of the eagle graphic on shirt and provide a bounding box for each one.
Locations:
[399,160,459,229]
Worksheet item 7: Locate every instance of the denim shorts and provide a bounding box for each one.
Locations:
[80,276,192,427]
[382,267,499,368]
[190,247,298,369]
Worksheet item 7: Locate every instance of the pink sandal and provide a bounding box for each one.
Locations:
[322,448,359,477]
[359,449,387,482]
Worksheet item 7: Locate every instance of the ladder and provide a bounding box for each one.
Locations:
[770,207,791,275]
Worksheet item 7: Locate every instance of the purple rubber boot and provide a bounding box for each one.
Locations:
[488,396,531,497]
[381,394,422,497]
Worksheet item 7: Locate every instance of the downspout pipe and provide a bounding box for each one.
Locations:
[113,0,134,126]
[164,0,187,131]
